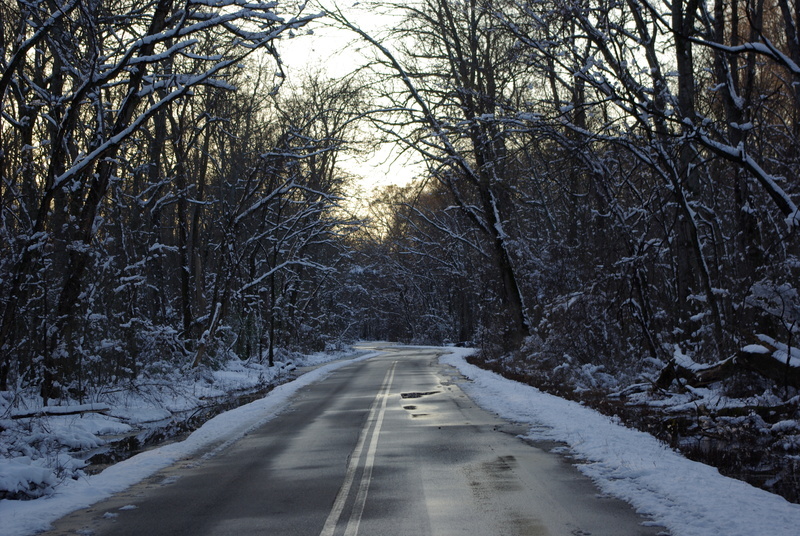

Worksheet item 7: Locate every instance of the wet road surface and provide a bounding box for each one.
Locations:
[42,345,665,535]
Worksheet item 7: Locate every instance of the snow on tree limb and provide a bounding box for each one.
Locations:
[696,133,799,228]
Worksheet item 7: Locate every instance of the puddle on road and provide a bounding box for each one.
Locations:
[400,391,440,419]
[400,391,440,399]
[484,455,518,473]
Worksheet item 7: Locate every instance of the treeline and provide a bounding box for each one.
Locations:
[344,0,800,387]
[0,0,365,400]
[3,0,800,404]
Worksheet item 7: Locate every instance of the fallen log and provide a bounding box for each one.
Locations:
[655,356,737,390]
[738,346,800,388]
[11,403,111,420]
[655,343,800,391]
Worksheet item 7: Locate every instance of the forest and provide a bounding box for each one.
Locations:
[2,0,800,502]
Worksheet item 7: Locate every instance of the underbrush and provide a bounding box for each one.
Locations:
[468,351,800,504]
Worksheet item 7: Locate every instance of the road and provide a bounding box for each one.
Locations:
[43,345,664,535]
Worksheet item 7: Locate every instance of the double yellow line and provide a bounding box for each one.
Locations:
[320,361,398,536]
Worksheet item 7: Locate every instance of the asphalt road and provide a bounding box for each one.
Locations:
[43,345,664,535]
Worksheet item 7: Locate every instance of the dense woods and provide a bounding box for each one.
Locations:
[0,0,364,400]
[350,0,800,378]
[2,0,800,501]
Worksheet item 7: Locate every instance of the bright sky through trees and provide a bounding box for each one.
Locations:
[277,3,424,196]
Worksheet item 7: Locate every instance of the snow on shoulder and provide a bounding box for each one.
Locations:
[440,347,800,536]
[0,351,381,536]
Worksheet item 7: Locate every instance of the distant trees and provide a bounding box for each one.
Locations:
[355,182,485,345]
[0,1,363,400]
[333,0,536,349]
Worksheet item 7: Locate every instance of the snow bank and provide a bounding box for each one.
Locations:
[0,351,381,536]
[440,348,800,536]
[0,458,55,500]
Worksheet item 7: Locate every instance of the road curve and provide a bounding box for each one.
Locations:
[42,345,664,535]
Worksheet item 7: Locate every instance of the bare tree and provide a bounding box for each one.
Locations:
[0,0,317,396]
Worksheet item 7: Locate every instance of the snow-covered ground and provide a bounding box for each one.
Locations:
[3,345,800,536]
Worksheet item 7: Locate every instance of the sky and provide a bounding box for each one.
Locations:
[276,2,426,197]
